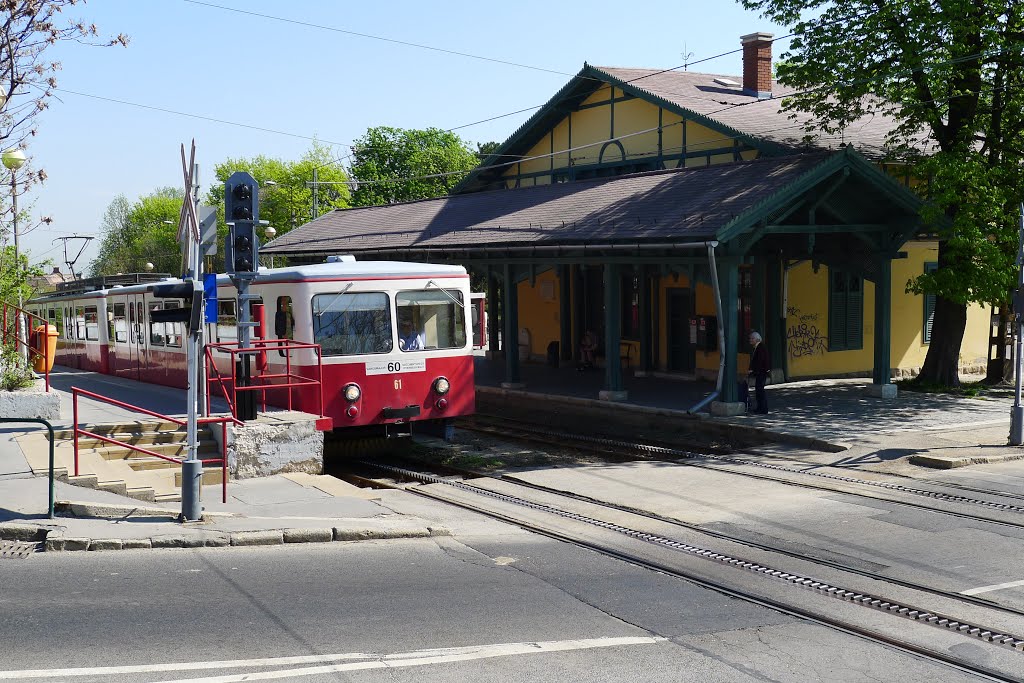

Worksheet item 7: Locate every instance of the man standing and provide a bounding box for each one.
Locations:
[739,331,770,414]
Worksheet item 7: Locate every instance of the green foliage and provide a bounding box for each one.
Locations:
[0,342,34,392]
[90,188,184,276]
[739,0,1024,309]
[206,142,349,270]
[349,127,480,206]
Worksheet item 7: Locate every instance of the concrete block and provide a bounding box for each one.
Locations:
[0,523,47,542]
[121,539,153,550]
[710,401,747,417]
[218,417,325,480]
[203,536,230,547]
[0,379,60,419]
[283,528,333,544]
[867,383,898,399]
[598,390,629,402]
[56,538,90,552]
[230,530,284,546]
[88,539,124,551]
[151,535,209,549]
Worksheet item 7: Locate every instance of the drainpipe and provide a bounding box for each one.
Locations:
[688,241,726,413]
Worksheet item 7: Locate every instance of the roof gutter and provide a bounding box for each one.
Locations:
[266,240,720,257]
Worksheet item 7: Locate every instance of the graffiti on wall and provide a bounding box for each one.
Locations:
[786,307,827,358]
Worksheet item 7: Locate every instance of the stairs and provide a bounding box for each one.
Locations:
[22,420,225,503]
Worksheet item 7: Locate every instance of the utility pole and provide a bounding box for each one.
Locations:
[1010,203,1024,446]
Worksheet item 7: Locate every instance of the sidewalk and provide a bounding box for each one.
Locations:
[0,368,447,552]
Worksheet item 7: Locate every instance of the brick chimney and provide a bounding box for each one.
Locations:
[741,32,774,98]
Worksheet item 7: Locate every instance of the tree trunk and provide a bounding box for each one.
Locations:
[918,295,967,386]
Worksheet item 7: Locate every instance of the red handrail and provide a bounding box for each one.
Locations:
[205,339,325,422]
[2,302,51,391]
[72,386,233,503]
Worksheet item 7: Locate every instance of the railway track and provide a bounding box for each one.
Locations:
[462,416,1024,529]
[355,459,1024,682]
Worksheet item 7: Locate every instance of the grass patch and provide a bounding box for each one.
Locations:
[895,377,987,398]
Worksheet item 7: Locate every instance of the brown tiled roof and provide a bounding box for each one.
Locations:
[265,152,837,256]
[594,66,913,157]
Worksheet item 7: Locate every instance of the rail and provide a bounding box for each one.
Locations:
[71,387,232,503]
[204,338,325,421]
[2,302,51,392]
[0,418,55,519]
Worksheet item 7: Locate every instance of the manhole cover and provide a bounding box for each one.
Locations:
[0,540,38,558]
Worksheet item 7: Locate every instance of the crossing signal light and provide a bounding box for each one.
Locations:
[232,223,256,273]
[224,171,259,227]
[150,281,203,332]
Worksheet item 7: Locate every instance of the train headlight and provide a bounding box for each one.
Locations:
[343,383,361,402]
[433,376,450,395]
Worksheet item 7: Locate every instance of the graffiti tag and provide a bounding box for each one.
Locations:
[787,322,827,358]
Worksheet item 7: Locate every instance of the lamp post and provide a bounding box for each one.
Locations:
[3,149,27,357]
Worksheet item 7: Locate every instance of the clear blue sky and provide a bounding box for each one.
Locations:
[18,0,792,273]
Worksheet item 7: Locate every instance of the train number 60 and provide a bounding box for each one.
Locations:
[388,361,401,372]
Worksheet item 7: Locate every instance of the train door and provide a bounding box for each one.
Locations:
[667,288,694,373]
[124,294,146,380]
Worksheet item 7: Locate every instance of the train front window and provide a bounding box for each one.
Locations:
[396,290,466,351]
[312,292,392,356]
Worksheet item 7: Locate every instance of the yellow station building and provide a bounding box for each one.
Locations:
[265,32,989,408]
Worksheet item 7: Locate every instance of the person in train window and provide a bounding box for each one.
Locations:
[398,318,424,351]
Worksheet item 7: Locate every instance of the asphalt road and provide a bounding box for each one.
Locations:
[1,524,991,682]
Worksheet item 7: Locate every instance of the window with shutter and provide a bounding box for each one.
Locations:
[923,262,937,343]
[828,269,863,351]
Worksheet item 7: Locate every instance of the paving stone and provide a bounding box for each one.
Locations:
[88,539,124,551]
[230,530,284,546]
[56,538,90,551]
[151,535,207,549]
[0,523,47,542]
[283,528,333,543]
[121,538,153,550]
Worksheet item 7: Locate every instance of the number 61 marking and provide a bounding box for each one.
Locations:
[394,379,402,390]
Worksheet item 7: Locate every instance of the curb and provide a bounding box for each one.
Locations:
[0,520,449,553]
[909,452,1024,469]
[476,385,849,453]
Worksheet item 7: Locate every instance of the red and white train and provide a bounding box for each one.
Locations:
[28,259,478,435]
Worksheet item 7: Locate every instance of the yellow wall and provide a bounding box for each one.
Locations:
[516,270,562,358]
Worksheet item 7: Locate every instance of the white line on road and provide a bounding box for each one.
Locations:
[961,579,1024,596]
[0,636,664,680]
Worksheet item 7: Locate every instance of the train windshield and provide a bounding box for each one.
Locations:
[396,290,466,352]
[312,292,393,356]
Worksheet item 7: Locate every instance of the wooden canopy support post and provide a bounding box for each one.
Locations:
[601,262,627,400]
[638,265,653,374]
[559,265,572,362]
[501,263,523,388]
[486,266,500,358]
[870,256,896,398]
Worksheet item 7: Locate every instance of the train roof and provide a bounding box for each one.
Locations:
[28,260,469,303]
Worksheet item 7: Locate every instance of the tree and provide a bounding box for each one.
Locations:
[90,188,183,276]
[349,127,480,206]
[739,0,1024,386]
[206,142,349,269]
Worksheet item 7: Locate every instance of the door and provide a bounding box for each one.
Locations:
[125,295,146,381]
[667,288,694,373]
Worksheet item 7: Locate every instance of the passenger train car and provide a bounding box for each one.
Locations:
[28,259,476,434]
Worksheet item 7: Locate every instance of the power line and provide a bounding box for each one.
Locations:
[181,0,572,77]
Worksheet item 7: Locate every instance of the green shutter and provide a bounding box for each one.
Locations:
[846,275,863,350]
[829,270,847,351]
[923,262,937,343]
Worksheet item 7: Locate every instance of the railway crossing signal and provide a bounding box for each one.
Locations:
[149,281,203,333]
[224,172,260,276]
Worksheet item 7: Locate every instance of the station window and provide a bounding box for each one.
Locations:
[312,291,392,356]
[396,289,466,352]
[828,269,864,351]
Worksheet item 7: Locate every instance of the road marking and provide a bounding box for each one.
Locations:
[961,579,1024,596]
[0,636,663,680]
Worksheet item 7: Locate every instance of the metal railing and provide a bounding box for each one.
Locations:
[205,339,325,420]
[71,387,232,503]
[2,302,51,392]
[0,418,55,518]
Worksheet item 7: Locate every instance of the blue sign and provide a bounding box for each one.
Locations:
[204,273,218,324]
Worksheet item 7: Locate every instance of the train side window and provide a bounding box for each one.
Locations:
[149,303,165,346]
[164,302,182,348]
[112,304,127,343]
[274,296,294,340]
[84,306,99,341]
[396,290,467,351]
[217,299,237,347]
[312,292,392,356]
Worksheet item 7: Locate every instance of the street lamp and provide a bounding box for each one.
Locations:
[3,149,28,356]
